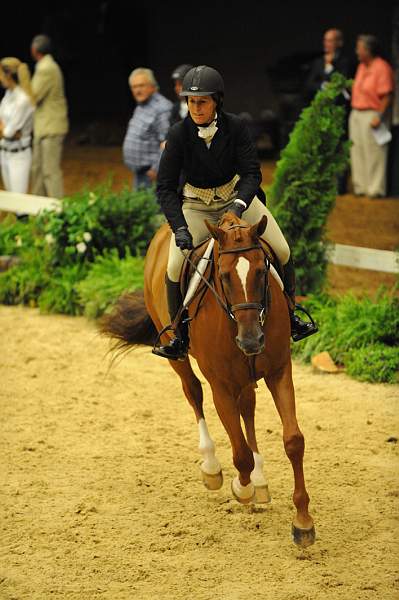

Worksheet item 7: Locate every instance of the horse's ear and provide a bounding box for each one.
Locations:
[205,220,226,244]
[250,214,268,239]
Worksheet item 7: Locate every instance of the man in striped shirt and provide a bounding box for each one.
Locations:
[123,68,172,190]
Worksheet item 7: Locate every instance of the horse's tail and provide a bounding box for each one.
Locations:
[99,290,157,353]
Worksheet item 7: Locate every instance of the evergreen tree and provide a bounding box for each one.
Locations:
[269,73,350,294]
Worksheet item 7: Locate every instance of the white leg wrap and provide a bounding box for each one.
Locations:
[232,476,255,500]
[250,452,268,487]
[198,418,221,475]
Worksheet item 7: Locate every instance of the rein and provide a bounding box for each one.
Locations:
[181,249,231,317]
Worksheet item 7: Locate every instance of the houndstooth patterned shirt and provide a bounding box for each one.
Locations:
[183,174,240,205]
[122,92,172,172]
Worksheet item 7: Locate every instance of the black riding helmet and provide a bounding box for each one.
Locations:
[180,65,224,108]
[171,64,193,82]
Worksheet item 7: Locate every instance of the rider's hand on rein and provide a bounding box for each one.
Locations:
[227,199,247,218]
[175,226,194,250]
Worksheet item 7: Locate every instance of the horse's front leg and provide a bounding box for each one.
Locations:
[239,385,271,504]
[169,358,223,490]
[211,381,255,504]
[265,363,315,547]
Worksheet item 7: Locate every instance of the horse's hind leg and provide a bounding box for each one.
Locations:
[211,382,255,504]
[239,385,271,504]
[169,358,223,490]
[265,363,315,547]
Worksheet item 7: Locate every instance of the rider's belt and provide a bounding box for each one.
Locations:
[1,136,32,153]
[183,174,240,205]
[1,144,31,153]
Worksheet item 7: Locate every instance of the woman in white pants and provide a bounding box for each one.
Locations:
[0,58,34,194]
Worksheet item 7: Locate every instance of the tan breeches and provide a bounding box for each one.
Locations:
[349,109,388,197]
[31,135,65,199]
[167,196,290,282]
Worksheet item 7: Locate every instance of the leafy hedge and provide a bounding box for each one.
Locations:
[269,72,350,295]
[345,344,399,383]
[76,249,145,319]
[35,185,161,264]
[0,185,154,315]
[293,290,399,383]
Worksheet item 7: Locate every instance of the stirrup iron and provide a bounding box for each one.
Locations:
[291,303,318,342]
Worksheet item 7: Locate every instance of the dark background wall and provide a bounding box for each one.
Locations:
[0,0,395,133]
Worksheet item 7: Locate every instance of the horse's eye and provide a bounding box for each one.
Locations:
[220,271,230,281]
[255,267,267,277]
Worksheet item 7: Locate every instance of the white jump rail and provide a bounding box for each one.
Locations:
[0,190,61,215]
[0,190,397,274]
[328,244,399,274]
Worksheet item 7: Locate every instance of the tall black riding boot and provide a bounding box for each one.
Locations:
[283,257,318,342]
[152,276,189,360]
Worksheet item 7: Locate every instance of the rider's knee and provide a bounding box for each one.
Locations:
[167,253,184,283]
[279,241,290,266]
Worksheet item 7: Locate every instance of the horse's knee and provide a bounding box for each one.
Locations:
[284,432,304,461]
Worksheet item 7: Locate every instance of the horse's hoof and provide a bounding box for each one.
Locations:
[231,477,255,505]
[291,524,316,548]
[201,469,223,490]
[253,484,271,504]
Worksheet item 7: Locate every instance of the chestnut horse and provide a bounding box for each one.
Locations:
[101,212,315,548]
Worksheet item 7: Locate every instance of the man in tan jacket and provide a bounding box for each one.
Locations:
[30,34,69,198]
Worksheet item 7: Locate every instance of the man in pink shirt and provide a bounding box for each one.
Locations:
[349,35,394,197]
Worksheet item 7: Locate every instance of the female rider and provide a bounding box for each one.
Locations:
[154,65,317,360]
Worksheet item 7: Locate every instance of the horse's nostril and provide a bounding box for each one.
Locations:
[236,334,264,356]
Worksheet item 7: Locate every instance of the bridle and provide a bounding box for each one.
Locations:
[182,224,271,327]
[218,241,271,327]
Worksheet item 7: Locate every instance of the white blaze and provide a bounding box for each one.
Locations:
[236,256,250,301]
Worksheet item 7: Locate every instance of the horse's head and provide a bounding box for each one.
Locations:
[205,212,269,356]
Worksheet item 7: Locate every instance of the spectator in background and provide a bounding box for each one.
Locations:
[123,68,172,190]
[349,35,394,198]
[304,29,351,103]
[30,34,69,199]
[169,64,193,126]
[304,28,352,194]
[0,57,34,194]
